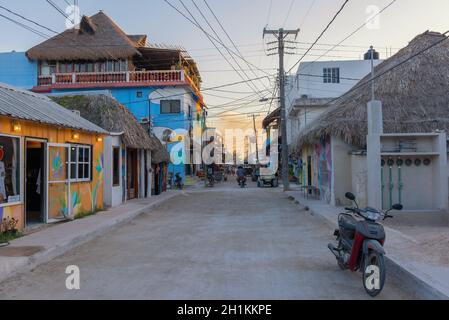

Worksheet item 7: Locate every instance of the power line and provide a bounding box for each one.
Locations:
[203,0,272,93]
[0,5,58,34]
[113,74,276,107]
[46,0,73,22]
[323,30,449,107]
[282,0,296,27]
[299,0,317,29]
[188,41,401,52]
[0,13,50,39]
[204,90,270,100]
[186,0,263,97]
[302,0,398,70]
[212,95,270,117]
[288,0,350,73]
[208,88,270,94]
[207,91,266,108]
[265,0,273,26]
[288,0,398,100]
[163,0,272,78]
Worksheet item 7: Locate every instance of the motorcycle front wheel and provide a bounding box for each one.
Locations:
[362,251,386,297]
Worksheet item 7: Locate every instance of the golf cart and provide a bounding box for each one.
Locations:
[257,167,279,188]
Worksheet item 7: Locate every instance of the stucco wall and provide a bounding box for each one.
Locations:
[0,52,37,89]
[331,136,354,206]
[295,60,383,99]
[351,155,368,208]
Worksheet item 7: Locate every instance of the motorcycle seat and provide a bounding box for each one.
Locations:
[339,214,357,231]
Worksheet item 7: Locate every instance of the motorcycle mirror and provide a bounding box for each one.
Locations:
[392,204,403,211]
[345,192,356,201]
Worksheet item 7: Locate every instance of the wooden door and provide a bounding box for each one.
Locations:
[127,149,138,200]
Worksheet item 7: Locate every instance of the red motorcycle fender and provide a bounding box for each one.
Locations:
[363,240,386,255]
[348,233,364,271]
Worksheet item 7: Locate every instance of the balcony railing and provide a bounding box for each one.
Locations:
[37,70,185,86]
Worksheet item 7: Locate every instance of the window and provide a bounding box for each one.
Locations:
[96,62,106,72]
[136,91,143,98]
[323,68,340,83]
[79,63,87,73]
[120,60,128,71]
[113,147,120,187]
[160,100,181,114]
[0,135,21,205]
[40,61,56,76]
[114,61,121,72]
[69,145,91,182]
[59,63,67,74]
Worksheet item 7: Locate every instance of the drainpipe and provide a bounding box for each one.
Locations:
[397,158,403,205]
[381,160,385,210]
[388,158,394,209]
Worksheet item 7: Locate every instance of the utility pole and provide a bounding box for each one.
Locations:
[263,27,299,191]
[252,114,260,164]
[370,45,375,101]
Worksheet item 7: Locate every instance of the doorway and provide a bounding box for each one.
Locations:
[127,149,138,200]
[144,151,149,198]
[25,139,45,227]
[307,156,312,190]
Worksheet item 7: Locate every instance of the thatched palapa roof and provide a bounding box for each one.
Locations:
[263,107,280,129]
[150,136,170,164]
[26,11,141,61]
[298,31,449,148]
[52,94,156,150]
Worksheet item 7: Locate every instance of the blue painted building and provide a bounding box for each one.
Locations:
[0,52,37,88]
[0,11,207,183]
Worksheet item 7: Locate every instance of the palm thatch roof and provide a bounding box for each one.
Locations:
[51,94,155,150]
[140,122,170,164]
[150,136,170,164]
[298,31,449,149]
[127,34,148,47]
[263,107,280,129]
[26,11,141,61]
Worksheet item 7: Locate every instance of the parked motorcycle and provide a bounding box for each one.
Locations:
[205,174,215,188]
[328,192,403,297]
[237,176,247,188]
[175,173,184,190]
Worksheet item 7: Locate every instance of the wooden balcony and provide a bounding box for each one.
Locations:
[34,69,204,106]
[37,70,185,87]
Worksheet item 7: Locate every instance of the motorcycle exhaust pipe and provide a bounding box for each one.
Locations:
[328,243,340,258]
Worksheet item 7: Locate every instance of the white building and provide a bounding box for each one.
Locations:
[286,50,384,148]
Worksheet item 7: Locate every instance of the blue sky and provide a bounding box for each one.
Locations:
[1,0,449,128]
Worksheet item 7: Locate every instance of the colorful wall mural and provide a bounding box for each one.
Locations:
[121,147,126,203]
[299,136,333,203]
[0,205,22,231]
[0,116,105,231]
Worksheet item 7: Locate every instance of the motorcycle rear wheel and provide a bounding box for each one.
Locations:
[362,251,386,297]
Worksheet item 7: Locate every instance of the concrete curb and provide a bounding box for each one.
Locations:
[0,192,180,284]
[288,193,449,300]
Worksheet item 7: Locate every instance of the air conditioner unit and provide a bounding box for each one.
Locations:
[71,110,81,117]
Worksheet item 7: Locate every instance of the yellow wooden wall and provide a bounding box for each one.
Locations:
[0,116,104,231]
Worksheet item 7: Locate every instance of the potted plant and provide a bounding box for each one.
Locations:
[1,217,19,236]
